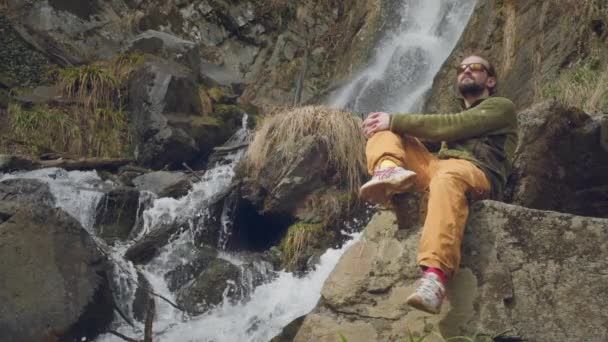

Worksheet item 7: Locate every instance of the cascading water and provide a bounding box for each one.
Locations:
[329,0,476,113]
[0,1,475,341]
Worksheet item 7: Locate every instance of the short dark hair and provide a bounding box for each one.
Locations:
[462,54,498,95]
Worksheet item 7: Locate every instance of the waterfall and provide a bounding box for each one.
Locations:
[329,0,476,113]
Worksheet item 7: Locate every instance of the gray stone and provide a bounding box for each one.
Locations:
[127,57,201,169]
[126,30,201,75]
[294,199,608,341]
[200,60,244,87]
[0,178,54,207]
[0,155,39,173]
[133,171,187,195]
[0,201,114,342]
[128,57,241,170]
[176,258,241,314]
[164,245,218,292]
[132,271,155,323]
[5,0,132,65]
[508,101,608,218]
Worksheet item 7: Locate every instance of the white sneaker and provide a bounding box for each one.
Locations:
[359,166,416,204]
[405,272,446,314]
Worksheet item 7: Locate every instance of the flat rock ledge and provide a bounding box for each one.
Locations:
[293,200,608,342]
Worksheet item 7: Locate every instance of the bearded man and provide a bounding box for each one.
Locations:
[359,55,517,314]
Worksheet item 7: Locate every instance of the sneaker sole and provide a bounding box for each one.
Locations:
[405,295,441,315]
[359,173,416,204]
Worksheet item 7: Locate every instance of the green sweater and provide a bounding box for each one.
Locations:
[389,97,518,198]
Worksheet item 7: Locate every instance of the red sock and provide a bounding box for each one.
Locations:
[424,267,447,285]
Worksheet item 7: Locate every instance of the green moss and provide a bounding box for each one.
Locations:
[208,87,228,102]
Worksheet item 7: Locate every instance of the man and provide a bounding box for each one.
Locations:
[359,55,517,314]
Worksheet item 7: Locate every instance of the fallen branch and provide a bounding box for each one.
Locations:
[39,157,133,171]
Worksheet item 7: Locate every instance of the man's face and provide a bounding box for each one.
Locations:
[456,56,496,98]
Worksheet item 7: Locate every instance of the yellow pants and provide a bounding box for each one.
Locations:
[366,131,491,274]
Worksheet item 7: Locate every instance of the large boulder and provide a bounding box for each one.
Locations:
[0,178,54,206]
[508,100,608,217]
[127,57,242,169]
[0,201,115,342]
[293,199,608,341]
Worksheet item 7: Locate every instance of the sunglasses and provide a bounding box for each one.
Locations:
[456,63,489,75]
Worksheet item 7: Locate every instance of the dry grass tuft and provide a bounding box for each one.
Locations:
[246,105,366,195]
[280,222,327,268]
[58,64,120,115]
[541,63,608,114]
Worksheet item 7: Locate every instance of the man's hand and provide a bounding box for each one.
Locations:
[362,112,390,139]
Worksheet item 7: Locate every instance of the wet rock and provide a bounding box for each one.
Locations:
[0,155,39,173]
[164,245,218,292]
[294,199,608,341]
[0,201,114,342]
[0,178,54,206]
[508,100,608,217]
[125,184,231,263]
[93,187,140,242]
[124,222,185,264]
[126,30,201,74]
[132,271,155,323]
[133,171,188,195]
[176,258,241,315]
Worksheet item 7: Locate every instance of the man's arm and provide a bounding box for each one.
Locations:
[389,97,516,142]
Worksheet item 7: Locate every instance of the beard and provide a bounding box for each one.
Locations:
[458,82,485,98]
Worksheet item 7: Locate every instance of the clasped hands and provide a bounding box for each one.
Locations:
[362,112,390,139]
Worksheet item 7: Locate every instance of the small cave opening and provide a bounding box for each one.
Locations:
[226,199,294,252]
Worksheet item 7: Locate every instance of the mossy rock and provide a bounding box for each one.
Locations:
[176,258,241,315]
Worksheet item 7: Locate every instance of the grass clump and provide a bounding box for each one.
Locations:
[541,62,608,114]
[8,103,81,155]
[280,222,330,268]
[245,105,366,195]
[3,53,144,157]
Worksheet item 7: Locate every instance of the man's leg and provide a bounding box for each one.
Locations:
[361,131,435,202]
[407,158,490,314]
[417,159,491,273]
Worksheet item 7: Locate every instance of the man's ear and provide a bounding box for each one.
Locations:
[486,76,497,88]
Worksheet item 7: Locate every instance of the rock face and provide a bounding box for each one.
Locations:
[294,199,608,342]
[127,56,242,169]
[424,0,608,113]
[0,201,115,342]
[2,0,389,106]
[508,100,608,218]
